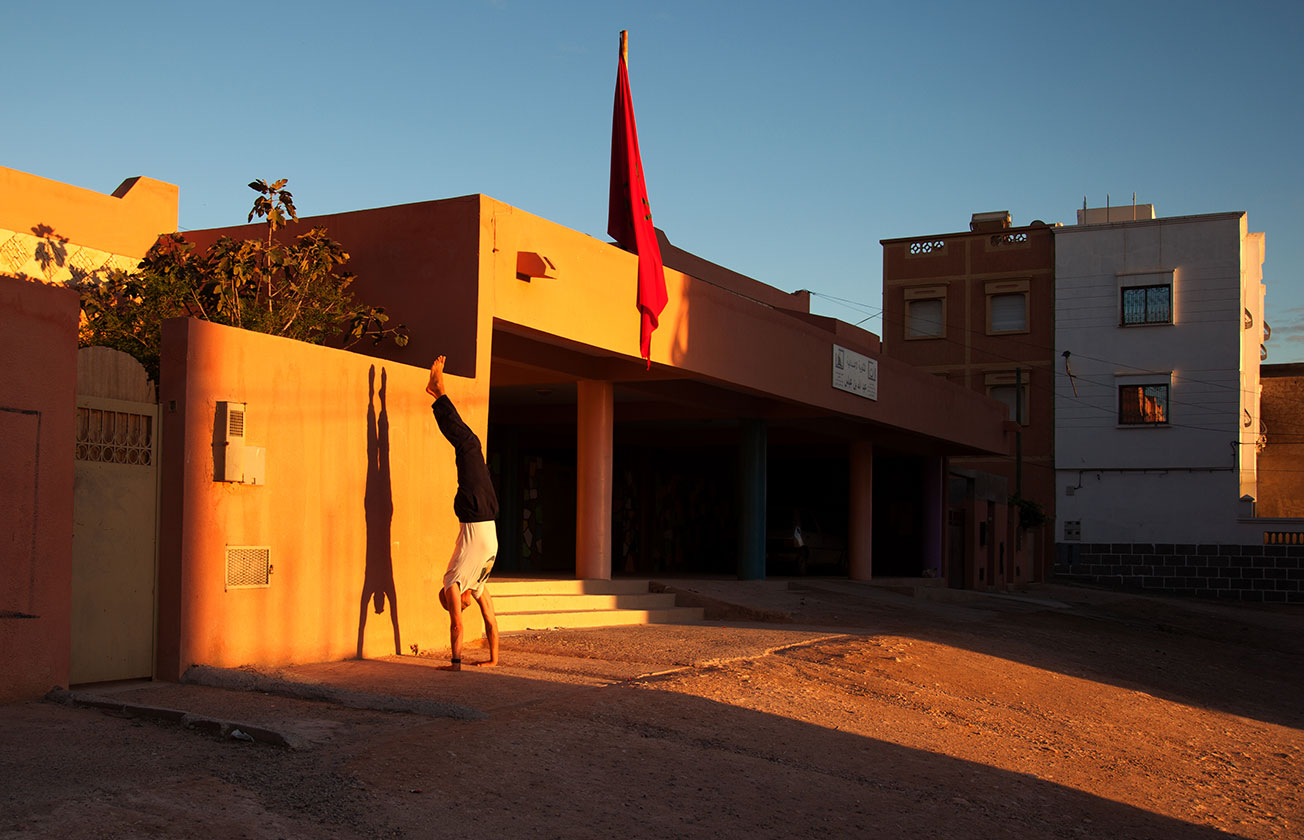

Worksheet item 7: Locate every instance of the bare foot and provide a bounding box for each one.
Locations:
[425,356,446,399]
[472,659,498,668]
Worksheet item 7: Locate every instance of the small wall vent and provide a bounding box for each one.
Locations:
[226,545,272,589]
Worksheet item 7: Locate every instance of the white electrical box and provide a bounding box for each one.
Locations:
[244,446,266,485]
[217,401,246,482]
[216,401,264,485]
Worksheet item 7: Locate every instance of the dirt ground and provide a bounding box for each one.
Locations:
[2,580,1301,839]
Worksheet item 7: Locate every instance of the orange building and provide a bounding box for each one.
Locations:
[881,212,1056,586]
[0,166,178,701]
[159,193,1014,675]
[3,167,1016,691]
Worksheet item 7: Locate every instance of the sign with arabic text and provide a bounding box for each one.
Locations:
[832,344,878,401]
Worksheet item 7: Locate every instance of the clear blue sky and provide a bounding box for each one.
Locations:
[8,1,1303,360]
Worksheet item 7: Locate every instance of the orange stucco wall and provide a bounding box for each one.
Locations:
[0,166,178,259]
[155,318,487,679]
[185,193,1005,455]
[0,275,78,701]
[190,193,1007,455]
[486,196,1010,455]
[182,195,487,382]
[155,190,1018,674]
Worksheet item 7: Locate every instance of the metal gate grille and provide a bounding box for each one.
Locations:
[75,407,153,465]
[225,546,271,589]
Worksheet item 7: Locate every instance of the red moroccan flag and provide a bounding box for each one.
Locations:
[608,30,668,368]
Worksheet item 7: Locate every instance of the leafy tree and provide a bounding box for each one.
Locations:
[75,178,407,380]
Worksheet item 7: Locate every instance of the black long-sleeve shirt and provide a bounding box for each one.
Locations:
[432,395,499,523]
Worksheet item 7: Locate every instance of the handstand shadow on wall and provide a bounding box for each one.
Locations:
[358,365,401,657]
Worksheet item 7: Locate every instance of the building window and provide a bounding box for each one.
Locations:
[1121,284,1171,325]
[986,279,1030,334]
[989,384,1029,425]
[908,299,943,337]
[985,371,1028,425]
[904,284,947,340]
[989,293,1027,332]
[1119,384,1168,425]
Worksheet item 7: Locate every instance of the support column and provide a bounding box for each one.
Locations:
[495,425,520,573]
[922,455,945,579]
[738,419,767,580]
[576,380,614,580]
[848,440,873,581]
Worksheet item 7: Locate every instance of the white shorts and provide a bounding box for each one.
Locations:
[443,520,498,596]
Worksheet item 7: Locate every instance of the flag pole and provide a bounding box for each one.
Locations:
[609,27,667,369]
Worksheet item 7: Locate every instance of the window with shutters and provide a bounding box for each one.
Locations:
[985,371,1029,425]
[904,284,947,340]
[985,280,1029,335]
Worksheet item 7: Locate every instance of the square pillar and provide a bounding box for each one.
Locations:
[848,440,873,580]
[576,380,614,580]
[923,455,945,579]
[738,419,767,580]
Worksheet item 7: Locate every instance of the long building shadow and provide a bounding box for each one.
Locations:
[357,365,400,658]
[783,584,1304,732]
[314,657,1264,839]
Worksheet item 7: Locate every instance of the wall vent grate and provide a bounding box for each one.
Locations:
[227,407,245,438]
[226,546,271,589]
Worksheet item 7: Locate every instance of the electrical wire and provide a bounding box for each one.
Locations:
[806,287,1278,437]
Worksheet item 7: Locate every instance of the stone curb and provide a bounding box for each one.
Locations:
[44,665,489,752]
[44,688,306,749]
[181,665,488,721]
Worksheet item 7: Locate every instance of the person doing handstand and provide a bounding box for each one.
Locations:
[427,356,499,670]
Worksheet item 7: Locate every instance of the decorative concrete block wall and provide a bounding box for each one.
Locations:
[1054,542,1303,602]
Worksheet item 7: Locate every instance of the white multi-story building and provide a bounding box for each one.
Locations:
[1054,204,1266,547]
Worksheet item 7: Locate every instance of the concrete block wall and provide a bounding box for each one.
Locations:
[1054,542,1304,603]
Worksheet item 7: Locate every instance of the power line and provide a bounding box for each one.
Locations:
[808,286,1276,436]
[808,286,1269,403]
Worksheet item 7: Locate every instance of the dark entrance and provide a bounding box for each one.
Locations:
[872,455,928,576]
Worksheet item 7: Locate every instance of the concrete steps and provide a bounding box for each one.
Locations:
[490,578,705,632]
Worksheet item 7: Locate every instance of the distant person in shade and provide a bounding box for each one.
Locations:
[427,356,500,669]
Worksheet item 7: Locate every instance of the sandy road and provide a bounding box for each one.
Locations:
[2,581,1300,839]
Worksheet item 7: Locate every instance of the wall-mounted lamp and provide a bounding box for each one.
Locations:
[516,251,557,281]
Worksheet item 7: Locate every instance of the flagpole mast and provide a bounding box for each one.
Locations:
[620,29,628,64]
